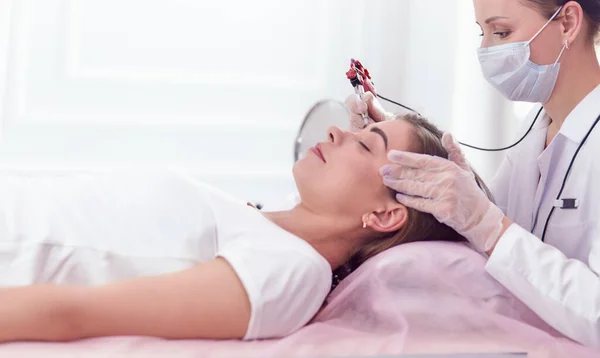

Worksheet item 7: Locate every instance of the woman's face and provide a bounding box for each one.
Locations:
[474,0,566,66]
[293,119,415,220]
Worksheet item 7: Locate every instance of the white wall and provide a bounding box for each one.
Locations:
[0,0,524,208]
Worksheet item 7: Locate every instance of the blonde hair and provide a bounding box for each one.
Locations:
[331,113,494,289]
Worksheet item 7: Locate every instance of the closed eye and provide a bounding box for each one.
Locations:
[359,141,371,152]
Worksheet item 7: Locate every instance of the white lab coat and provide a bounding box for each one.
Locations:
[486,84,600,348]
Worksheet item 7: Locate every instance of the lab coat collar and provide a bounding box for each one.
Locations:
[558,84,600,144]
[533,106,551,130]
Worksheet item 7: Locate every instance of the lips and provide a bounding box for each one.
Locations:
[310,143,326,163]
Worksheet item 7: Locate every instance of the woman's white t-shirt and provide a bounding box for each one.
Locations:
[0,169,332,340]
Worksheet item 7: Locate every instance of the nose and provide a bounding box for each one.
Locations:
[480,35,490,49]
[327,126,345,145]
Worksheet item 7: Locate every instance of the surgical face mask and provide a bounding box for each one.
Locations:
[477,6,568,104]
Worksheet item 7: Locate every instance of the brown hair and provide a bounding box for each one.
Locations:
[521,0,600,41]
[331,113,494,290]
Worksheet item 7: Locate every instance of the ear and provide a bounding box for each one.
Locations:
[363,204,408,234]
[561,1,585,47]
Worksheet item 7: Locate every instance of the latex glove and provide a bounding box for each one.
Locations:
[344,92,394,132]
[380,132,505,252]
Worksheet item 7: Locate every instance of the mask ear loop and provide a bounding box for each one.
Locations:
[553,40,569,65]
[526,5,564,46]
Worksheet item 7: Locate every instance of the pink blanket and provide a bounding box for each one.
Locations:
[1,242,598,357]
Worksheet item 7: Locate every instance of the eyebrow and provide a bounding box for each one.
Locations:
[477,15,509,25]
[370,127,388,150]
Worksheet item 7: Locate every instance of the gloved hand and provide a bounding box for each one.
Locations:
[379,132,505,252]
[345,92,394,132]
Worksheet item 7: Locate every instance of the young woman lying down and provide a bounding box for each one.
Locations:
[0,114,491,342]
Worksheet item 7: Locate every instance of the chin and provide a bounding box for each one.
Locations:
[292,157,312,183]
[292,160,322,204]
[292,160,301,181]
[292,161,308,195]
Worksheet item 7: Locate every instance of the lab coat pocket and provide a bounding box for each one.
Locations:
[545,220,595,262]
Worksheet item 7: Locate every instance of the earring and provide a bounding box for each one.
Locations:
[362,221,367,229]
[565,40,570,49]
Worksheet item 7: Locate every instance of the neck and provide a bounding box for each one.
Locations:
[262,204,365,270]
[544,47,600,127]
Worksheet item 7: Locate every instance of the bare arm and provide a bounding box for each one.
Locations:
[0,258,251,342]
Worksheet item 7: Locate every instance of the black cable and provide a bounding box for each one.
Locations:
[540,113,600,242]
[458,107,543,152]
[378,94,544,153]
[377,94,421,116]
[377,92,600,242]
[377,94,600,242]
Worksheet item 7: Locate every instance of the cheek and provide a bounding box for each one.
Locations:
[327,153,368,185]
[325,156,384,204]
[529,29,564,65]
